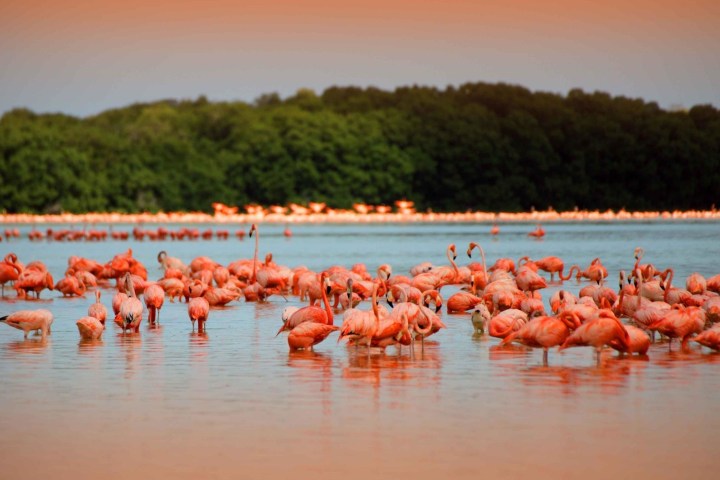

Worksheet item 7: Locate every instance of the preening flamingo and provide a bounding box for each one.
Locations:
[559,309,630,365]
[0,309,54,339]
[76,316,104,340]
[119,273,143,333]
[277,272,333,335]
[692,325,720,351]
[502,311,581,365]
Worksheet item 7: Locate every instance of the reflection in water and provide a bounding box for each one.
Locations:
[117,332,142,379]
[189,331,209,361]
[4,337,49,355]
[287,350,334,414]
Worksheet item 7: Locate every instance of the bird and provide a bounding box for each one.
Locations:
[0,309,54,339]
[188,297,210,332]
[287,321,339,351]
[528,224,545,238]
[118,273,143,333]
[692,325,720,351]
[470,304,492,334]
[502,311,581,365]
[277,272,333,335]
[143,283,165,324]
[648,305,705,351]
[0,253,23,297]
[559,309,631,365]
[76,316,104,340]
[87,290,108,324]
[488,309,528,339]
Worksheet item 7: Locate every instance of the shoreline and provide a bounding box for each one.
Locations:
[1,208,720,224]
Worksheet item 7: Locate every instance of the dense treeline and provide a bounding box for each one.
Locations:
[1,82,719,214]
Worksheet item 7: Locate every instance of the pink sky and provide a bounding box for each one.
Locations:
[1,0,718,116]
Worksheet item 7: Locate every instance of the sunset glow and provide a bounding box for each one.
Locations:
[1,0,718,116]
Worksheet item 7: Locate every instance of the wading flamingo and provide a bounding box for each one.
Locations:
[0,309,53,339]
[188,297,210,332]
[119,273,143,333]
[559,309,630,365]
[76,316,104,340]
[0,253,23,297]
[277,272,333,335]
[144,284,165,324]
[501,311,581,365]
[88,290,108,324]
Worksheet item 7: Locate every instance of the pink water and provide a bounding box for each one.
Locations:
[1,222,719,478]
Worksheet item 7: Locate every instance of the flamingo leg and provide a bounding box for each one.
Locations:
[542,349,549,366]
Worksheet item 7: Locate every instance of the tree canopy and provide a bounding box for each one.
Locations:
[1,82,718,214]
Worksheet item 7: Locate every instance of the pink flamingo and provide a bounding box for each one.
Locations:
[15,268,54,299]
[487,309,528,339]
[559,309,630,365]
[54,274,86,297]
[501,311,581,365]
[144,284,165,324]
[88,290,108,325]
[528,224,545,238]
[277,272,333,335]
[0,253,23,297]
[608,324,651,355]
[76,316,104,340]
[648,304,705,351]
[693,325,720,351]
[119,273,143,333]
[0,309,53,339]
[188,297,210,332]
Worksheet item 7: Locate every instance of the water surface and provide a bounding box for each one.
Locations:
[1,221,719,479]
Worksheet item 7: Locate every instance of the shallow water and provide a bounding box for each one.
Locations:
[1,221,719,479]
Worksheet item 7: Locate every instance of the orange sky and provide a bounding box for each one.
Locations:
[1,0,718,116]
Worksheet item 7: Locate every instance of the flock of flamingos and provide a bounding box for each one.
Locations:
[1,223,720,366]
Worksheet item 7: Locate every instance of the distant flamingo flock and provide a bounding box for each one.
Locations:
[2,224,720,365]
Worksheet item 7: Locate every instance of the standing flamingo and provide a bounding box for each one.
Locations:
[501,311,581,365]
[559,309,631,365]
[0,309,54,339]
[119,273,143,333]
[0,253,23,297]
[528,224,545,238]
[693,325,720,351]
[188,297,210,332]
[648,304,705,351]
[144,283,165,324]
[76,316,104,340]
[277,272,333,334]
[88,290,108,325]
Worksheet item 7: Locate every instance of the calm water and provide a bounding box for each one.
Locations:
[1,221,719,479]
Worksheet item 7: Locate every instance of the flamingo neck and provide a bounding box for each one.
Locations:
[320,276,334,325]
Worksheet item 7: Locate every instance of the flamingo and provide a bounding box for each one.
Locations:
[338,282,382,348]
[188,297,210,332]
[528,224,545,238]
[54,274,87,297]
[692,325,720,351]
[0,309,54,339]
[144,284,165,324]
[470,304,492,334]
[647,305,705,351]
[447,290,483,313]
[0,253,23,297]
[466,242,489,289]
[157,250,189,274]
[608,324,651,355]
[487,309,528,339]
[88,290,108,324]
[287,321,339,351]
[559,309,631,365]
[119,273,143,333]
[15,269,54,299]
[501,311,581,365]
[76,316,104,340]
[685,272,707,295]
[532,256,566,283]
[277,272,333,335]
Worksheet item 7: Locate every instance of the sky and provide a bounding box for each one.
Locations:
[1,0,719,117]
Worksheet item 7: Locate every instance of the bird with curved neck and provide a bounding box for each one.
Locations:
[277,272,334,335]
